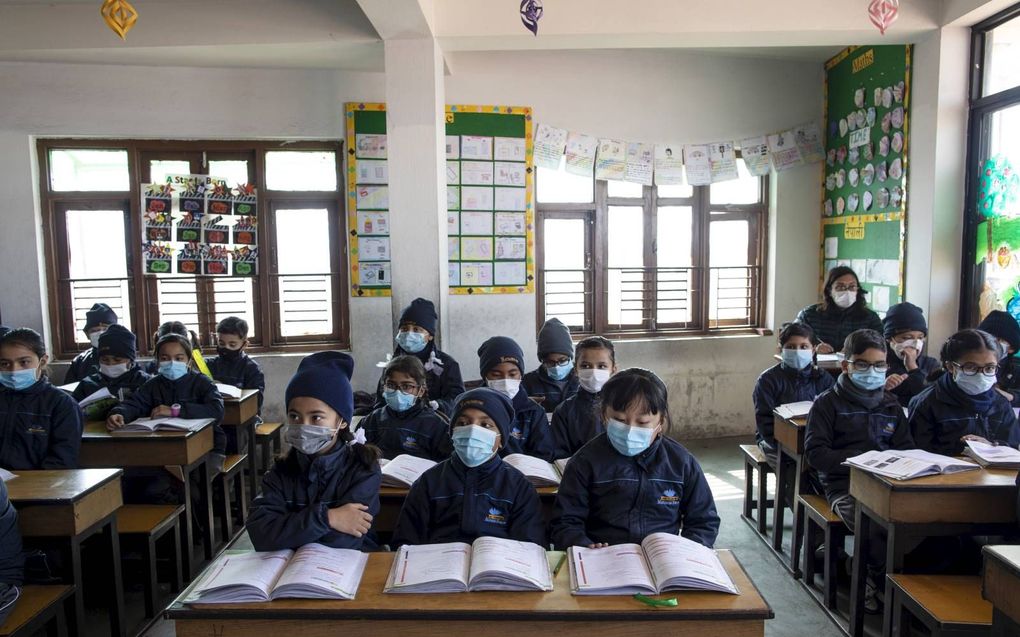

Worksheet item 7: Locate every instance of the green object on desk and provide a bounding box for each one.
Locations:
[552,553,567,576]
[634,594,678,608]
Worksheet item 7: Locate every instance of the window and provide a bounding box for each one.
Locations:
[536,159,768,336]
[39,140,348,359]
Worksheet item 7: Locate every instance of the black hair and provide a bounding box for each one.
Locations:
[575,335,616,364]
[155,333,194,364]
[215,316,249,340]
[928,328,1001,382]
[779,322,817,346]
[842,329,887,358]
[0,328,49,378]
[384,355,427,397]
[600,367,672,432]
[154,321,201,351]
[338,428,382,469]
[820,266,869,312]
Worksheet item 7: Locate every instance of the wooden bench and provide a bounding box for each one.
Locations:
[800,493,848,611]
[215,454,248,545]
[0,585,75,637]
[888,574,991,637]
[255,422,283,474]
[740,444,773,535]
[117,504,185,619]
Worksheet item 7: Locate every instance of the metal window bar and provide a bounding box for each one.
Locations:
[541,268,592,332]
[708,266,760,328]
[62,277,133,344]
[270,273,336,338]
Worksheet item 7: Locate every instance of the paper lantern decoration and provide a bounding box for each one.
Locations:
[100,0,138,40]
[868,0,899,35]
[520,0,543,36]
[978,155,1020,219]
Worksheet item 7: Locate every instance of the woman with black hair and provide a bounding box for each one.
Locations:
[795,266,883,354]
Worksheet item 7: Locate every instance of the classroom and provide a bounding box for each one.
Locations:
[0,1,1019,636]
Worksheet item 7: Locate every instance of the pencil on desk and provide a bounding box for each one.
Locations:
[553,553,567,576]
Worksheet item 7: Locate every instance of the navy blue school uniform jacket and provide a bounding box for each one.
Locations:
[551,389,604,460]
[391,452,545,547]
[752,364,835,452]
[246,444,382,551]
[63,348,99,385]
[907,373,1020,457]
[885,349,940,408]
[207,352,265,411]
[110,372,226,454]
[804,379,913,499]
[996,355,1020,408]
[360,402,452,462]
[502,388,555,462]
[0,481,23,586]
[0,379,82,470]
[374,343,465,417]
[522,367,580,414]
[549,434,720,550]
[71,367,151,420]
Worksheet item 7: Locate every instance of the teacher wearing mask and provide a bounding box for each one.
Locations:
[795,266,883,354]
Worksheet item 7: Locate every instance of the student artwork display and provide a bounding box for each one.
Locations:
[973,155,1020,320]
[346,102,535,296]
[139,175,259,277]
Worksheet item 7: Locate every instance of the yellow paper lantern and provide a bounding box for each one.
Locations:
[100,0,138,40]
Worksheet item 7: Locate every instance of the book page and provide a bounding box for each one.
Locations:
[503,454,560,483]
[569,544,654,591]
[965,439,1020,464]
[193,551,292,598]
[381,455,437,486]
[641,533,736,594]
[775,401,814,420]
[388,543,471,590]
[272,544,368,599]
[0,468,16,482]
[845,450,977,480]
[79,387,113,408]
[468,536,552,590]
[215,383,243,399]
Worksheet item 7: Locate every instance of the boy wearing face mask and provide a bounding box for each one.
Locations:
[977,310,1020,406]
[881,303,939,408]
[360,355,452,462]
[391,388,545,547]
[522,318,580,414]
[207,316,265,454]
[0,328,82,469]
[550,368,719,550]
[64,302,118,384]
[373,298,464,417]
[477,336,554,461]
[247,352,382,551]
[551,336,617,460]
[795,267,882,355]
[908,329,1020,456]
[72,324,150,420]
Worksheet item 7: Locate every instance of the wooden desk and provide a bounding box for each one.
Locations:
[7,469,126,637]
[166,549,773,636]
[80,421,215,580]
[222,388,260,498]
[982,545,1020,637]
[769,412,807,576]
[847,466,1019,637]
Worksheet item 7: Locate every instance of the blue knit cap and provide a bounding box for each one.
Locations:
[97,324,137,360]
[477,336,525,377]
[285,351,355,425]
[398,298,438,335]
[84,303,118,333]
[450,387,516,441]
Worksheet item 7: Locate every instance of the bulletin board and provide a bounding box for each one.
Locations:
[820,45,911,314]
[345,102,535,297]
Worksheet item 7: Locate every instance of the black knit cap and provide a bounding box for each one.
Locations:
[97,324,137,360]
[536,318,573,360]
[84,303,118,333]
[882,302,927,338]
[450,387,515,442]
[398,298,438,335]
[978,310,1020,352]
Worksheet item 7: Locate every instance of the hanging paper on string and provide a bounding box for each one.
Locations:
[595,139,626,181]
[534,123,568,169]
[683,144,712,186]
[624,142,654,186]
[740,136,772,177]
[564,132,598,176]
[654,144,685,185]
[794,123,825,164]
[767,130,804,172]
[708,142,738,183]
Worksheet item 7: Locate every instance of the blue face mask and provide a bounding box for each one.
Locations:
[451,424,498,467]
[0,368,39,391]
[953,370,997,396]
[849,368,886,391]
[545,359,574,381]
[383,388,417,412]
[158,360,189,381]
[396,330,428,354]
[781,348,814,371]
[606,418,659,457]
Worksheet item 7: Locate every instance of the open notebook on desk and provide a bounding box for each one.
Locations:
[115,417,213,433]
[384,536,552,593]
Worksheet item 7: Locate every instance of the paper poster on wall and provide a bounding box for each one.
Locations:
[594,138,626,181]
[446,161,461,185]
[446,136,460,160]
[494,261,527,285]
[624,142,654,186]
[448,262,461,286]
[461,211,494,235]
[870,285,891,312]
[448,237,461,260]
[356,134,387,159]
[767,130,804,172]
[447,210,460,235]
[708,142,738,183]
[357,185,389,210]
[176,212,203,243]
[494,137,526,162]
[534,123,568,169]
[565,132,598,177]
[794,123,824,164]
[495,212,526,235]
[447,186,460,210]
[233,216,257,246]
[202,245,229,276]
[653,144,684,185]
[739,136,771,177]
[357,160,389,184]
[683,144,711,186]
[495,237,527,260]
[231,246,258,276]
[461,237,494,261]
[461,136,493,161]
[494,162,526,187]
[203,216,230,245]
[177,242,201,275]
[357,211,389,236]
[461,161,495,186]
[359,262,390,287]
[461,186,494,210]
[359,237,391,261]
[143,242,173,274]
[461,262,494,286]
[824,236,839,259]
[494,187,526,211]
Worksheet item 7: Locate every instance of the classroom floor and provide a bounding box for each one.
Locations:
[119,435,844,637]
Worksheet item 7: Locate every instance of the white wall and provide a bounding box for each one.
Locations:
[2,48,823,435]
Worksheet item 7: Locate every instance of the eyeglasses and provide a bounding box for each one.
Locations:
[950,362,998,377]
[832,284,859,292]
[849,360,888,372]
[384,382,420,393]
[543,357,571,368]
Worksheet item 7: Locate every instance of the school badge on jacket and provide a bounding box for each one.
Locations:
[484,507,508,526]
[658,488,681,506]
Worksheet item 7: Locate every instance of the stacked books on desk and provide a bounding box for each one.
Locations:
[844,449,979,480]
[384,536,553,593]
[115,417,214,433]
[186,544,369,603]
[215,383,243,399]
[503,454,571,487]
[568,533,738,595]
[379,455,437,487]
[963,439,1020,469]
[774,401,813,420]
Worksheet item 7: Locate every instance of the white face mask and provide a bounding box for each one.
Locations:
[832,290,857,309]
[486,378,521,400]
[88,331,103,348]
[892,339,923,357]
[100,363,130,379]
[577,368,612,393]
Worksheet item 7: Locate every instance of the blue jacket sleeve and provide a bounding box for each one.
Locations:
[804,398,852,475]
[360,410,381,445]
[0,481,24,586]
[436,359,465,416]
[751,373,779,445]
[111,379,155,422]
[244,359,266,411]
[44,392,82,469]
[508,478,547,547]
[180,376,225,422]
[678,455,720,548]
[325,462,382,550]
[246,468,333,551]
[908,395,939,453]
[524,409,555,462]
[991,401,1020,448]
[549,457,594,549]
[392,477,431,547]
[550,403,572,460]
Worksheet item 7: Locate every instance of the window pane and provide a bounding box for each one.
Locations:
[275,208,334,336]
[983,14,1020,96]
[156,279,200,337]
[989,102,1020,170]
[265,152,337,191]
[212,278,256,340]
[542,218,587,329]
[65,209,131,342]
[657,183,694,198]
[49,150,129,192]
[709,219,752,325]
[710,160,760,205]
[537,157,593,203]
[656,206,693,325]
[608,206,644,326]
[208,160,250,187]
[607,180,643,198]
[149,160,191,185]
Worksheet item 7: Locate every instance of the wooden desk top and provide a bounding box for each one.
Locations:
[223,388,259,427]
[7,469,122,504]
[379,485,559,498]
[8,469,123,537]
[982,545,1020,625]
[80,420,213,467]
[772,412,806,455]
[167,549,772,622]
[82,420,210,440]
[222,388,259,404]
[983,545,1020,579]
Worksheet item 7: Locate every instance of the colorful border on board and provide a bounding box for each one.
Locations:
[345,101,390,298]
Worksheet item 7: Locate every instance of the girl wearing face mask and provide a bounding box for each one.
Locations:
[881,303,939,408]
[391,388,545,547]
[360,355,452,462]
[71,324,151,420]
[551,336,618,460]
[0,328,82,470]
[476,336,554,461]
[908,329,1020,457]
[976,310,1020,406]
[374,298,465,418]
[63,302,117,384]
[752,323,834,463]
[522,318,580,414]
[247,352,382,552]
[794,266,883,355]
[550,368,720,551]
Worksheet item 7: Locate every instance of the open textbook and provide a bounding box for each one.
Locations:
[844,449,979,480]
[384,536,553,593]
[380,454,437,488]
[774,401,814,420]
[963,439,1020,469]
[185,544,369,603]
[568,533,738,595]
[115,417,213,434]
[215,383,243,399]
[503,454,571,487]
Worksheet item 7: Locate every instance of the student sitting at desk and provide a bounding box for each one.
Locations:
[0,328,82,470]
[71,324,150,421]
[207,316,265,454]
[143,321,202,375]
[392,387,545,547]
[360,355,452,462]
[551,336,618,460]
[882,302,939,408]
[550,368,719,550]
[247,352,382,551]
[63,302,117,384]
[0,480,22,626]
[522,318,579,414]
[478,336,554,461]
[908,329,1020,456]
[977,310,1020,406]
[795,266,882,355]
